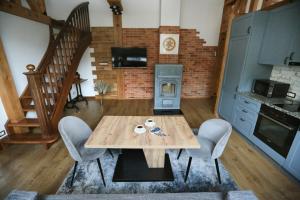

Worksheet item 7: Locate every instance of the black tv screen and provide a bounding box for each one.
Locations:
[112,47,147,68]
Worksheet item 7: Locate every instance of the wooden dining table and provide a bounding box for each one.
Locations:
[85,115,200,182]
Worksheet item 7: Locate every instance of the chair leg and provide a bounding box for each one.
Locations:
[107,149,114,158]
[184,157,192,182]
[96,158,106,187]
[177,149,183,160]
[215,159,221,184]
[69,161,78,188]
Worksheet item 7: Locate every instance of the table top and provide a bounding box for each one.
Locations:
[85,116,200,149]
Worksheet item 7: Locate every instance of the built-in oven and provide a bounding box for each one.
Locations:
[254,104,300,158]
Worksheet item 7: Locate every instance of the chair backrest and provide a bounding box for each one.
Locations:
[197,119,232,159]
[58,116,92,162]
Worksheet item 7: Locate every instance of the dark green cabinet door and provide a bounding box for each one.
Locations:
[219,90,236,121]
[231,15,252,38]
[222,37,249,93]
[289,25,300,63]
[259,2,300,65]
[219,37,249,121]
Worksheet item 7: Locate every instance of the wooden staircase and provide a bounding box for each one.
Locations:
[1,2,91,148]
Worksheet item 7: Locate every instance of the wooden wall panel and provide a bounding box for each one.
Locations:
[261,0,289,10]
[0,38,26,133]
[90,27,119,98]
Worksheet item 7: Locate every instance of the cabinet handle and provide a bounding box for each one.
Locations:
[244,100,250,104]
[247,26,251,34]
[284,56,289,65]
[289,52,295,61]
[240,118,245,122]
[242,109,248,113]
[235,86,239,92]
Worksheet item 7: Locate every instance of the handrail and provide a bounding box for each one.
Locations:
[37,2,90,74]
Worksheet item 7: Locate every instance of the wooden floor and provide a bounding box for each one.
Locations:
[0,98,299,199]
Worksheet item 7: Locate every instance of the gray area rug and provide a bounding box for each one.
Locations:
[57,150,238,194]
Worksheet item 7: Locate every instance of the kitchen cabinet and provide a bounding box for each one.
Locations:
[232,95,260,138]
[219,37,248,121]
[219,12,272,122]
[230,14,253,38]
[284,130,300,180]
[290,27,300,64]
[259,1,300,66]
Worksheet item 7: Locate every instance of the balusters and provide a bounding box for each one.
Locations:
[24,65,53,138]
[41,74,53,115]
[86,7,90,31]
[24,3,90,123]
[56,42,65,77]
[45,66,56,104]
[59,38,68,73]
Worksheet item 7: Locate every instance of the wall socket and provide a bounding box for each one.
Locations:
[0,130,7,139]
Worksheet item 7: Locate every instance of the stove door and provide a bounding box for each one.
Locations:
[160,81,176,97]
[254,112,297,157]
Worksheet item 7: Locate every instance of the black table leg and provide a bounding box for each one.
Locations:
[112,149,174,182]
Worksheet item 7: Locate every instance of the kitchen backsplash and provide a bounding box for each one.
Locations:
[270,65,300,101]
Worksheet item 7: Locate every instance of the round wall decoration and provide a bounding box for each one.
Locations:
[159,34,179,55]
[163,37,176,51]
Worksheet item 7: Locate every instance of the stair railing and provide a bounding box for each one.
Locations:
[24,2,91,138]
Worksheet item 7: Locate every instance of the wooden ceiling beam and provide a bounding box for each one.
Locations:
[249,0,260,12]
[107,0,123,11]
[261,0,290,10]
[0,38,26,133]
[37,0,46,14]
[11,0,22,6]
[26,0,46,14]
[26,0,40,12]
[225,0,237,6]
[0,1,51,25]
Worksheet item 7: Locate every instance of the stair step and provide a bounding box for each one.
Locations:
[0,134,58,144]
[22,105,36,112]
[7,119,40,128]
[21,95,33,99]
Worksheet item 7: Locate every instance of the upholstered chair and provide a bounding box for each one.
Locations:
[58,116,113,187]
[177,119,232,183]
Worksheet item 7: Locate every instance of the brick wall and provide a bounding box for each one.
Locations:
[91,27,217,99]
[122,28,158,99]
[179,29,217,98]
[121,28,217,99]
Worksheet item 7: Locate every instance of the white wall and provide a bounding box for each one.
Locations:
[0,13,49,95]
[46,0,113,27]
[122,0,160,28]
[160,0,181,26]
[71,48,95,97]
[0,12,49,131]
[46,0,161,28]
[180,0,224,46]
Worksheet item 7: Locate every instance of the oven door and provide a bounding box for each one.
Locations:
[254,112,297,158]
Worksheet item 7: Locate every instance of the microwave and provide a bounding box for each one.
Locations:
[252,79,290,98]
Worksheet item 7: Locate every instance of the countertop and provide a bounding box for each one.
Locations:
[238,92,300,120]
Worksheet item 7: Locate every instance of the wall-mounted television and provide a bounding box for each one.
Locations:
[112,47,147,68]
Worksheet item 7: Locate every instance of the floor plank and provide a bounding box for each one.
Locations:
[0,98,299,200]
